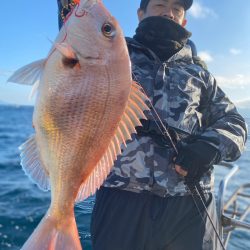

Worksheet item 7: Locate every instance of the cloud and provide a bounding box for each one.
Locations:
[198,51,214,63]
[215,74,250,89]
[229,48,242,55]
[189,2,217,19]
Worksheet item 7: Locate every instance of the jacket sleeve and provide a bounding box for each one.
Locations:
[198,73,248,162]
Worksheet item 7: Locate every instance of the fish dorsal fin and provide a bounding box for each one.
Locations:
[7,59,45,86]
[19,135,50,191]
[76,81,150,202]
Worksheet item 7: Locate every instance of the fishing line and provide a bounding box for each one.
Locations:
[194,185,226,249]
[131,71,225,248]
[187,184,226,250]
[132,72,178,154]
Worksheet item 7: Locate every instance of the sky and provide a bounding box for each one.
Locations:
[0,0,250,106]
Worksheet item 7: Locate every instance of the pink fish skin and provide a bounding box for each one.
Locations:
[8,0,149,249]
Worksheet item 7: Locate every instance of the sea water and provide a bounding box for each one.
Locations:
[0,105,249,250]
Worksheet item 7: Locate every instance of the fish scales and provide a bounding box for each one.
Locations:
[8,0,150,249]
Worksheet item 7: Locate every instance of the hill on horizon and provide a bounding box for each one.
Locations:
[235,99,250,118]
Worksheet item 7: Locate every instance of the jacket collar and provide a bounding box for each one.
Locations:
[126,37,193,64]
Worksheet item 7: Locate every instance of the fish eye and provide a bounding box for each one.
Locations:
[102,23,116,38]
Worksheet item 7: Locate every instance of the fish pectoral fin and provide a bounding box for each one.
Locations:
[7,59,45,86]
[55,42,77,59]
[75,81,150,202]
[19,135,50,191]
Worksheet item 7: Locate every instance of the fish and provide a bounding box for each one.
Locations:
[7,0,149,249]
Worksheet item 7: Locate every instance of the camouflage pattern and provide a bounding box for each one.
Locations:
[103,37,247,197]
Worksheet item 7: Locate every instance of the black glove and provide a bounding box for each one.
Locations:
[175,141,221,183]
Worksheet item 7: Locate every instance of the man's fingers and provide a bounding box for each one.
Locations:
[175,165,188,177]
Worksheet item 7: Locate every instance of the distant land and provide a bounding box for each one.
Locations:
[0,100,33,107]
[237,109,250,119]
[235,99,250,118]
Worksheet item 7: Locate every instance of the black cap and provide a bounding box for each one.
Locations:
[181,0,193,10]
[140,0,193,11]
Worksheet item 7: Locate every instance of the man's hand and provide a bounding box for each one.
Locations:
[174,141,221,181]
[175,164,188,176]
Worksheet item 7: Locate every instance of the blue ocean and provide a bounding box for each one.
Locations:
[0,105,249,250]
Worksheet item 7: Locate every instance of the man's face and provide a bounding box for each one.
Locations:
[138,0,187,26]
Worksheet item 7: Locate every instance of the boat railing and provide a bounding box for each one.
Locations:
[216,162,250,248]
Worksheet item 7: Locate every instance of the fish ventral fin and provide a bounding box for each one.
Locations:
[76,81,150,202]
[19,135,50,191]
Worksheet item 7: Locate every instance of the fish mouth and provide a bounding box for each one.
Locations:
[75,0,99,19]
[78,0,99,10]
[73,0,103,62]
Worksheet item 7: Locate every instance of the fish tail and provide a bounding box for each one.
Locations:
[21,212,82,250]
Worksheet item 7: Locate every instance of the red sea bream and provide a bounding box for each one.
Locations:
[8,0,149,249]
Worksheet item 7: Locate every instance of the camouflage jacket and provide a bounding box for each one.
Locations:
[103,37,247,197]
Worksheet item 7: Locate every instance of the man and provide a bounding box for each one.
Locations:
[58,1,247,249]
